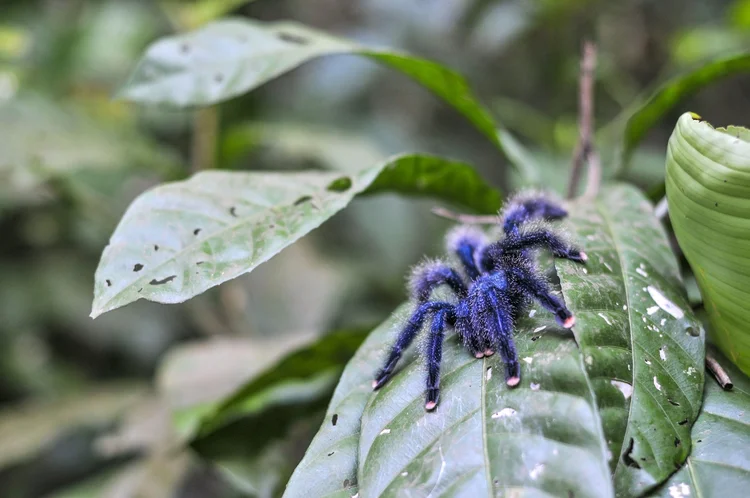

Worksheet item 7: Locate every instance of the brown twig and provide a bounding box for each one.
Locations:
[431,207,499,225]
[567,41,600,199]
[706,353,733,390]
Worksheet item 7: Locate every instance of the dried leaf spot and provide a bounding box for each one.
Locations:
[105,279,112,287]
[150,275,176,286]
[343,479,351,488]
[229,206,238,217]
[622,438,640,469]
[674,437,681,447]
[294,195,313,206]
[133,263,144,272]
[154,244,159,251]
[196,261,205,266]
[193,228,202,235]
[332,413,338,426]
[278,31,309,45]
[327,451,335,456]
[678,418,689,425]
[327,176,353,192]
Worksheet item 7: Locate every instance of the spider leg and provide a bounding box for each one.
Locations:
[488,228,587,263]
[373,301,453,390]
[471,284,520,386]
[454,300,488,358]
[409,261,468,302]
[510,265,576,328]
[445,226,488,280]
[502,194,567,236]
[425,308,452,410]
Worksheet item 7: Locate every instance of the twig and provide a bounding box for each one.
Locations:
[191,106,219,172]
[706,353,733,390]
[431,207,499,225]
[567,41,600,199]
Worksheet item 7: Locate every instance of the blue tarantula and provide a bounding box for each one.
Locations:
[372,193,587,410]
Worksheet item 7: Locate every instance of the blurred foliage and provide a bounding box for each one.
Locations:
[0,0,748,497]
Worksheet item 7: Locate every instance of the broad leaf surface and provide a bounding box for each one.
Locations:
[618,52,750,168]
[119,19,522,168]
[651,352,750,498]
[555,185,705,496]
[666,114,750,376]
[286,305,614,497]
[91,154,499,317]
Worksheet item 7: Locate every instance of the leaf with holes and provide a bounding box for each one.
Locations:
[91,154,500,317]
[555,184,705,496]
[286,301,614,497]
[119,18,528,171]
[666,113,750,376]
[650,352,750,498]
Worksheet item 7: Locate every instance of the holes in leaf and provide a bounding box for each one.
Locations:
[105,279,112,287]
[327,176,352,192]
[678,418,689,425]
[193,228,202,235]
[622,438,640,469]
[277,31,309,45]
[531,335,541,342]
[154,244,159,251]
[150,275,176,285]
[331,413,338,426]
[229,206,238,217]
[196,261,205,266]
[294,195,312,206]
[133,263,144,272]
[667,398,680,406]
[327,451,334,456]
[674,437,681,447]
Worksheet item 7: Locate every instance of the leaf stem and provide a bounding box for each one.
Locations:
[567,41,601,199]
[706,353,733,390]
[431,207,499,225]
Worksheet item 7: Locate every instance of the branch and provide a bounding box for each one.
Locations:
[567,41,600,199]
[706,352,733,390]
[431,207,499,225]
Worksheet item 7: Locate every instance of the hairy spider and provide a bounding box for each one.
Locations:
[372,192,587,410]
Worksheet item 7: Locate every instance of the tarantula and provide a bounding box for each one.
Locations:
[372,193,587,410]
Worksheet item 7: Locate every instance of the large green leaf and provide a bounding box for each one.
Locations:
[666,113,750,376]
[617,52,750,168]
[119,19,518,166]
[555,185,705,496]
[286,307,614,497]
[651,352,750,498]
[91,154,499,317]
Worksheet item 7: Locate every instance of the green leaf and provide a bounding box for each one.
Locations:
[555,184,705,496]
[618,52,750,168]
[287,306,614,497]
[91,154,500,317]
[666,113,750,376]
[284,305,411,498]
[650,352,750,498]
[119,19,520,169]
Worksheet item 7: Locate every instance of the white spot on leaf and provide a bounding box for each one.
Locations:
[636,267,649,277]
[668,483,691,498]
[523,357,533,364]
[611,380,633,399]
[654,376,662,391]
[598,312,612,326]
[379,428,391,435]
[647,286,684,319]
[529,309,537,317]
[529,463,545,479]
[647,306,659,315]
[486,367,492,381]
[492,408,517,419]
[660,348,667,361]
[530,382,540,391]
[533,325,546,333]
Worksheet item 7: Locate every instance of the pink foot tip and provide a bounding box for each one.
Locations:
[563,316,576,329]
[474,351,485,359]
[425,401,437,411]
[484,349,495,357]
[372,380,379,389]
[506,376,520,387]
[579,251,588,262]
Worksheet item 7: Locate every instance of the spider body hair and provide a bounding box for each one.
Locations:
[373,193,586,410]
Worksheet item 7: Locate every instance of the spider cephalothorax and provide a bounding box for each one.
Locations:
[372,192,587,410]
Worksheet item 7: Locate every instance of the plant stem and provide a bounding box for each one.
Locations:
[431,207,499,225]
[706,353,733,390]
[567,41,600,199]
[191,106,219,172]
